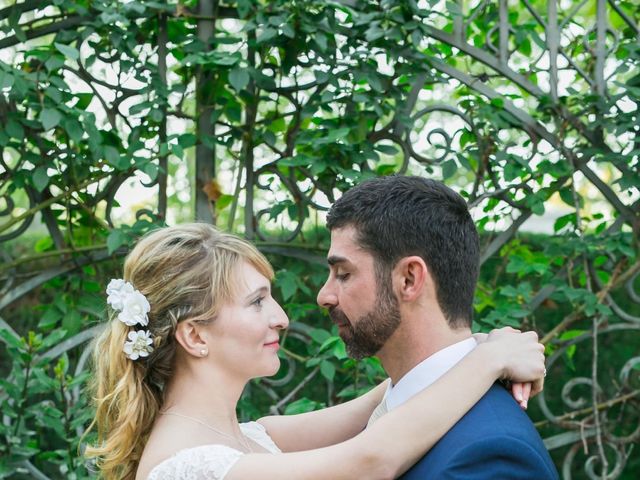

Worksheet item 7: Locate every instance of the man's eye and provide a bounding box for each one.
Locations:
[336,273,350,281]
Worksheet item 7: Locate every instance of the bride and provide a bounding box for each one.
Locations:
[84,223,546,479]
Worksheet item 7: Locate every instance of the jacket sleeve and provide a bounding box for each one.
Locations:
[403,436,558,480]
[435,436,559,480]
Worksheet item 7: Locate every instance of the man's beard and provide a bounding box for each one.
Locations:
[329,281,401,360]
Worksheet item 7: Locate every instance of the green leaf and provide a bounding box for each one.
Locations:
[553,213,576,232]
[6,119,24,140]
[38,308,62,330]
[275,270,298,301]
[74,92,94,110]
[0,329,23,351]
[283,398,322,415]
[64,118,84,142]
[365,72,384,92]
[104,146,128,169]
[229,68,250,91]
[41,329,67,349]
[332,340,347,360]
[142,161,159,182]
[441,159,457,180]
[446,1,462,16]
[40,109,62,131]
[54,42,80,60]
[282,23,295,38]
[559,188,576,207]
[34,236,54,253]
[45,55,65,71]
[375,144,399,155]
[215,194,234,211]
[107,229,127,254]
[558,329,587,341]
[32,166,50,192]
[256,27,277,43]
[178,133,197,148]
[320,360,336,381]
[309,328,331,345]
[318,336,341,353]
[315,33,328,51]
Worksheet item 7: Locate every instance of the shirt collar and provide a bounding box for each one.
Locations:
[385,337,477,411]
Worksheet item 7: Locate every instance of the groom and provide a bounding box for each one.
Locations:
[317,175,558,478]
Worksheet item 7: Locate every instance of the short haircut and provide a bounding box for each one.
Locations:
[326,176,479,328]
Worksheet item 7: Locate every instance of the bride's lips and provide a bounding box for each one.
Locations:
[264,340,280,350]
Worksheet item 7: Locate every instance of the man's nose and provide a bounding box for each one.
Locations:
[317,279,337,308]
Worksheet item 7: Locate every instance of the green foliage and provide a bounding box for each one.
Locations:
[0,330,93,478]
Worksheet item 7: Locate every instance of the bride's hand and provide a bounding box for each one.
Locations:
[474,329,545,409]
[481,326,546,384]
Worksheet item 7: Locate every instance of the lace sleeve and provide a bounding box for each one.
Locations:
[240,422,281,454]
[146,445,244,480]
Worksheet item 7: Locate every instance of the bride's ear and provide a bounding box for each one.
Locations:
[175,321,210,358]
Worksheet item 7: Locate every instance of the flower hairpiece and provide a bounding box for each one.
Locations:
[106,279,153,360]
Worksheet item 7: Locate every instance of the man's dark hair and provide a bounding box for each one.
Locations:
[326,175,480,328]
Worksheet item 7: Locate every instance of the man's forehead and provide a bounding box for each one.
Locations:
[327,226,368,262]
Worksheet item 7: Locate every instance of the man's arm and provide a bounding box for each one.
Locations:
[257,379,389,452]
[403,436,559,480]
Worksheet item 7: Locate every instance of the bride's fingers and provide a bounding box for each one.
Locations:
[521,382,532,409]
[472,333,488,344]
[493,326,521,334]
[511,382,532,409]
[531,376,545,397]
[511,382,524,403]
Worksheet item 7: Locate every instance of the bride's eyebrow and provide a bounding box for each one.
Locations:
[244,286,269,300]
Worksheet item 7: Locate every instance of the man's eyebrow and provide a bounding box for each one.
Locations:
[244,286,269,300]
[327,255,349,266]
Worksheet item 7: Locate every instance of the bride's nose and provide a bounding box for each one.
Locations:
[270,301,289,330]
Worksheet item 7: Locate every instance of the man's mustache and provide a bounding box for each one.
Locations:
[329,307,350,326]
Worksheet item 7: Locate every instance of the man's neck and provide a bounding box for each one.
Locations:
[377,322,472,385]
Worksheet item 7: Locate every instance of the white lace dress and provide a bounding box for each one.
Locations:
[147,421,281,480]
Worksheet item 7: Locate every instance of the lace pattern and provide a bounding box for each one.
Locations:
[146,422,280,480]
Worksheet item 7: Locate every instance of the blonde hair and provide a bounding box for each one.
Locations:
[84,223,273,479]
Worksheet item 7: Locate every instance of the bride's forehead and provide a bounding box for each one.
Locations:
[231,262,271,293]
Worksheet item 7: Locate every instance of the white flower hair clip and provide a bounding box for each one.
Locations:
[106,279,154,360]
[123,330,154,360]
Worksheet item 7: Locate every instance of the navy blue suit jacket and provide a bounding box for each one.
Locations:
[400,384,558,479]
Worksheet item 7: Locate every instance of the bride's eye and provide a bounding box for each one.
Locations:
[252,296,265,308]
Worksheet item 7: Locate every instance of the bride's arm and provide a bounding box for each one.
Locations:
[259,333,541,453]
[227,330,545,480]
[257,379,389,451]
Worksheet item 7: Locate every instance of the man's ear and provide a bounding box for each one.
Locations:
[175,320,210,358]
[392,256,431,302]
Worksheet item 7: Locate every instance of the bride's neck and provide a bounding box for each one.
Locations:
[162,364,246,427]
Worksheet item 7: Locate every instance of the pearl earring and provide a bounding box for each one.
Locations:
[200,349,208,357]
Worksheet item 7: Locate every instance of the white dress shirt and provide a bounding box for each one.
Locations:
[385,337,477,411]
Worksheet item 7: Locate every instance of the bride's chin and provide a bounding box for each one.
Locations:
[264,359,281,377]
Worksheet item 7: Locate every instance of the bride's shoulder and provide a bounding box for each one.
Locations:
[145,444,244,480]
[240,421,281,453]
